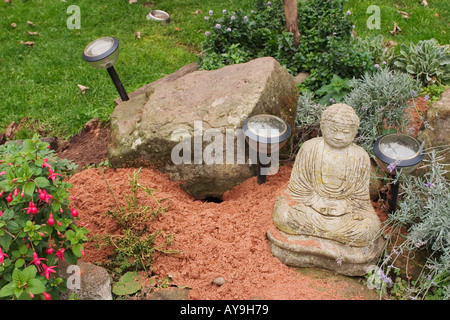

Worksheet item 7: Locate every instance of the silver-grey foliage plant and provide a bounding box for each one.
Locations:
[379,149,450,300]
[344,67,418,155]
[393,39,450,87]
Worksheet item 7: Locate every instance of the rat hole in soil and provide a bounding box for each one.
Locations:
[201,196,223,203]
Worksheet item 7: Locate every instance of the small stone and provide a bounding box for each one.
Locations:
[212,277,225,286]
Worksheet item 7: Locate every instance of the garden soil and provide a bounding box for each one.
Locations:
[53,97,428,300]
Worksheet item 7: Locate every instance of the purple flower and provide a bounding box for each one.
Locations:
[244,16,248,22]
[267,1,272,6]
[346,10,351,15]
[362,106,368,111]
[387,160,400,173]
[205,31,211,36]
[222,9,227,14]
[227,27,232,32]
[329,98,335,104]
[424,94,430,101]
[215,24,221,29]
[382,61,387,65]
[209,10,213,16]
[352,25,356,29]
[425,181,433,188]
[204,16,210,21]
[231,15,236,20]
[374,64,380,69]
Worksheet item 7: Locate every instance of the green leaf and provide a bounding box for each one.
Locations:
[27,278,46,294]
[23,182,35,197]
[21,139,34,151]
[34,177,49,188]
[112,271,142,296]
[15,258,25,268]
[6,221,20,233]
[0,233,13,251]
[0,282,15,297]
[22,265,37,281]
[72,243,83,258]
[12,268,26,284]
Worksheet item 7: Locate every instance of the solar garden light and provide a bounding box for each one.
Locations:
[82,36,129,101]
[373,133,425,214]
[243,114,291,185]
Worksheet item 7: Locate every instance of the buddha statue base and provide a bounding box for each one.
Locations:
[266,227,385,276]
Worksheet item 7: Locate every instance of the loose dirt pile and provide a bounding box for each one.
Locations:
[66,164,379,300]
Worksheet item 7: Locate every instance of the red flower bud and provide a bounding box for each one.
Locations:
[48,213,55,226]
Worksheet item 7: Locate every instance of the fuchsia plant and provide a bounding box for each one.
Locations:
[0,135,88,300]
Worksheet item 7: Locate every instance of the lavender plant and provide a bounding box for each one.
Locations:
[343,67,418,155]
[375,149,450,300]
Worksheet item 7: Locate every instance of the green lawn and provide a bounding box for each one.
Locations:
[346,0,449,45]
[0,0,448,139]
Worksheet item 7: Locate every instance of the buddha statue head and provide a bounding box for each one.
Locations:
[320,103,360,149]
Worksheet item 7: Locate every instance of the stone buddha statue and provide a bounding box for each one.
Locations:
[267,103,384,276]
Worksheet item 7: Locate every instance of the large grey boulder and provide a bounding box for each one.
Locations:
[417,88,450,179]
[108,57,298,199]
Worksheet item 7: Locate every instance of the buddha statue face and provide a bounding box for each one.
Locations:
[320,104,359,149]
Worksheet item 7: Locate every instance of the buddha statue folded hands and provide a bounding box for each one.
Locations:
[269,104,384,271]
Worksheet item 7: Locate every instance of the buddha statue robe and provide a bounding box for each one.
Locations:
[273,137,381,247]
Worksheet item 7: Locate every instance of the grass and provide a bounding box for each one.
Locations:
[346,0,449,45]
[0,0,448,139]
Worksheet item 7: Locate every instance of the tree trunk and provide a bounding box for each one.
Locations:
[283,0,300,48]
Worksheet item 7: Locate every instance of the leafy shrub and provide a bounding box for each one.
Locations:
[344,67,418,155]
[392,39,450,87]
[0,135,88,300]
[199,0,372,91]
[200,1,297,72]
[315,74,351,105]
[293,0,372,91]
[375,150,450,300]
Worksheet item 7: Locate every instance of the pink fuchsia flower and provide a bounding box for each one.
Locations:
[42,158,52,168]
[47,168,62,181]
[0,171,6,175]
[28,252,47,271]
[6,192,13,203]
[41,263,57,280]
[46,248,53,255]
[43,292,51,300]
[0,247,9,264]
[39,189,54,203]
[56,248,65,261]
[26,201,38,215]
